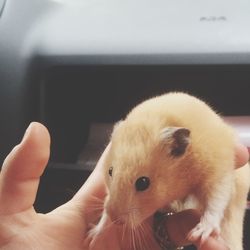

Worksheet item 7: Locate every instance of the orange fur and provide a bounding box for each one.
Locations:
[99,92,250,249]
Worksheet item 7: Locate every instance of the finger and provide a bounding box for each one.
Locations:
[165,210,229,250]
[235,143,249,168]
[165,209,200,246]
[197,237,229,250]
[0,122,50,214]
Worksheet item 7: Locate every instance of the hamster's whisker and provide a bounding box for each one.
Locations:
[121,207,146,250]
[144,222,156,250]
[121,218,128,244]
[139,222,152,250]
[91,216,118,237]
[121,214,156,250]
[128,227,133,249]
[85,195,104,207]
[132,227,137,250]
[124,219,154,250]
[130,220,136,250]
[137,223,147,250]
[136,225,144,250]
[84,194,104,215]
[87,194,105,205]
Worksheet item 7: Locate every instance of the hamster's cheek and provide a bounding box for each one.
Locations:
[136,203,159,223]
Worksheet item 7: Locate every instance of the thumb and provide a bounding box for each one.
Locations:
[0,122,50,214]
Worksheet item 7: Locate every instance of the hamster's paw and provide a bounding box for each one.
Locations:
[187,221,220,244]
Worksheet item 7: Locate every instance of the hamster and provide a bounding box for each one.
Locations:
[89,92,250,250]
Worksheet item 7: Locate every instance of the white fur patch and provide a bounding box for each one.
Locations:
[188,173,233,243]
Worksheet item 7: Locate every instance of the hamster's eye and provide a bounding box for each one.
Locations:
[135,176,150,191]
[108,167,113,177]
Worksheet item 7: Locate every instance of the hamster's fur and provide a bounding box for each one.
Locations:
[91,92,250,250]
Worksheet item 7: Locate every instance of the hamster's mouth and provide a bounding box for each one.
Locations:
[121,209,160,229]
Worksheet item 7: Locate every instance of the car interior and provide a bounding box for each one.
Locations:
[0,0,249,249]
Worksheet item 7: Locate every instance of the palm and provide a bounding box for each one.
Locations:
[0,207,87,250]
[0,123,123,250]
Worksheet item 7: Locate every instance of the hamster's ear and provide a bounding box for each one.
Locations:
[160,127,190,156]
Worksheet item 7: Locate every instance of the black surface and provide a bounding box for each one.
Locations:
[41,65,250,164]
[34,166,91,213]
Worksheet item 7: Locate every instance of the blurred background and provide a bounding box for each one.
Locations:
[0,0,249,249]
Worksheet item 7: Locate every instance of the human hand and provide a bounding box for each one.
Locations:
[0,122,125,250]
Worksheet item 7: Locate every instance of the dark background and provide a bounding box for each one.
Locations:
[33,64,250,250]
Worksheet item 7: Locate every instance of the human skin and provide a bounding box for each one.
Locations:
[0,122,248,250]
